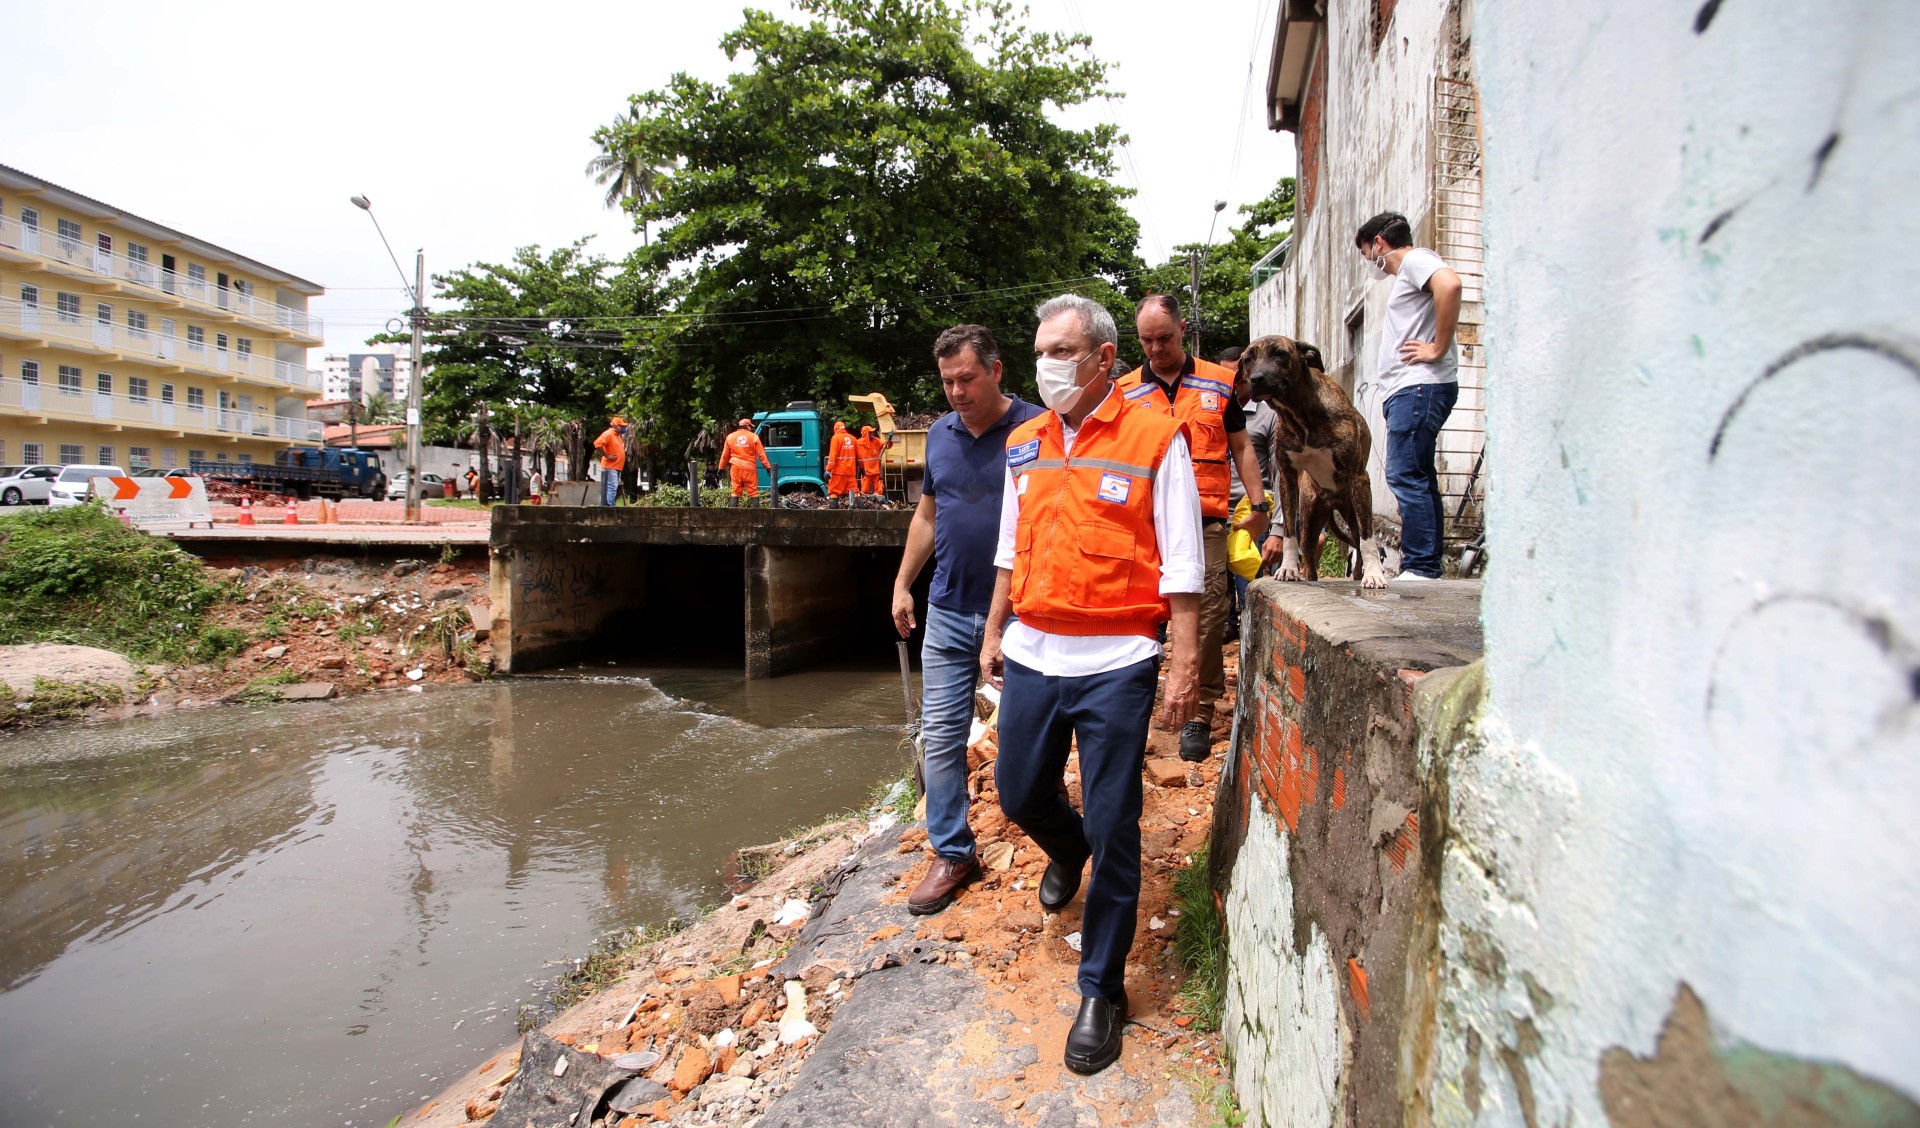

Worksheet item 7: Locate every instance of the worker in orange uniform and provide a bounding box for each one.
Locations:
[724,418,773,507]
[855,424,886,502]
[594,415,627,506]
[826,420,858,507]
[1119,295,1269,763]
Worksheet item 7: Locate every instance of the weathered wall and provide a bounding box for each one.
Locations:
[489,540,649,673]
[1432,0,1920,1123]
[1212,580,1482,1126]
[745,545,860,679]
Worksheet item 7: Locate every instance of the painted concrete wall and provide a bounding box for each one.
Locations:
[1436,0,1920,1123]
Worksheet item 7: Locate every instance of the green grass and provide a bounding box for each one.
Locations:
[235,669,303,704]
[0,506,231,663]
[0,677,125,729]
[1317,537,1349,579]
[426,498,492,510]
[257,610,289,639]
[1172,846,1228,1033]
[630,484,692,507]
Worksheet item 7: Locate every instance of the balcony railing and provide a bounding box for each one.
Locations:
[0,297,321,390]
[0,378,324,442]
[0,213,324,339]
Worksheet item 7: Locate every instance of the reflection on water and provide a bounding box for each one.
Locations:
[0,667,913,1127]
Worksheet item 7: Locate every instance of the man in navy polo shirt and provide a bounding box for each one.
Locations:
[892,323,1044,915]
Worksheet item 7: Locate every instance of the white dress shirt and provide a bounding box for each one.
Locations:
[993,385,1206,676]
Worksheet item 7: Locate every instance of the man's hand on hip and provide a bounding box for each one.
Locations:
[1398,339,1448,364]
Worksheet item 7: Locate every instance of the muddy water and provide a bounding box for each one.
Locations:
[0,667,914,1127]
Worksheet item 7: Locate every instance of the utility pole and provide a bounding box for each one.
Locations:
[1188,249,1203,358]
[405,250,425,523]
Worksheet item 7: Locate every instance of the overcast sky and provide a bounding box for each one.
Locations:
[5,0,1293,356]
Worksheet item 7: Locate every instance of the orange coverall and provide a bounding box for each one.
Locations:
[724,426,773,498]
[826,423,858,501]
[855,426,885,495]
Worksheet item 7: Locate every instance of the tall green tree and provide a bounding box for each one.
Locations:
[587,108,668,245]
[599,0,1142,449]
[1139,178,1296,355]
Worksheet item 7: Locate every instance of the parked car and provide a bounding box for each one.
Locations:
[47,465,128,509]
[132,467,195,479]
[386,471,447,500]
[0,464,61,506]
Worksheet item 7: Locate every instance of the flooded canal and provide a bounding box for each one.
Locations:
[0,667,915,1127]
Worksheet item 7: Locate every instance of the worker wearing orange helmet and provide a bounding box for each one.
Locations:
[826,420,859,507]
[724,418,773,507]
[855,424,886,500]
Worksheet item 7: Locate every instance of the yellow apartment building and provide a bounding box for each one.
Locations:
[0,164,324,475]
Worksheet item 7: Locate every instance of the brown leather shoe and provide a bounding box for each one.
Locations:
[907,856,980,916]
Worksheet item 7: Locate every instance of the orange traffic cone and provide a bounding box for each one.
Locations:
[239,497,255,526]
[284,497,298,525]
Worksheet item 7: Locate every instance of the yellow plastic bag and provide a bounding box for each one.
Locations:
[1226,497,1263,580]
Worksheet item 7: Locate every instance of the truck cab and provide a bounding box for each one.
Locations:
[275,448,387,499]
[751,403,832,494]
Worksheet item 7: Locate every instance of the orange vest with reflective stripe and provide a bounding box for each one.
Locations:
[726,429,768,471]
[1116,358,1234,518]
[856,435,883,473]
[1006,390,1186,638]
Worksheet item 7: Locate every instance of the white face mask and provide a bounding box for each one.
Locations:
[1364,244,1390,279]
[1035,349,1097,413]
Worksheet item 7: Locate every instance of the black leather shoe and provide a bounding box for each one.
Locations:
[1038,854,1086,913]
[1064,991,1127,1075]
[1179,719,1213,762]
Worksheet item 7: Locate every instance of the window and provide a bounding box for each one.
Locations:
[127,309,148,335]
[762,422,803,448]
[58,365,82,395]
[23,443,43,464]
[97,233,112,256]
[97,445,115,466]
[128,376,149,402]
[19,284,37,307]
[58,444,82,465]
[236,338,252,356]
[129,446,151,470]
[215,332,229,352]
[0,440,6,463]
[237,452,253,464]
[57,218,82,252]
[186,326,205,347]
[127,242,148,265]
[187,264,206,287]
[161,448,178,469]
[20,361,38,384]
[56,292,81,322]
[215,451,229,462]
[96,372,112,395]
[161,383,175,404]
[96,302,113,325]
[188,450,206,465]
[186,387,205,408]
[19,207,38,231]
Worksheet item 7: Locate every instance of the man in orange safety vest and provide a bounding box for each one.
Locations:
[723,418,773,507]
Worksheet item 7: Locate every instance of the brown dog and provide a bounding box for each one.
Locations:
[1241,335,1388,588]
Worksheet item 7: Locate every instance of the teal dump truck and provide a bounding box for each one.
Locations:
[749,397,928,500]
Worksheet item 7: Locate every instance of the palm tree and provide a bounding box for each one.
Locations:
[362,391,403,425]
[587,108,666,244]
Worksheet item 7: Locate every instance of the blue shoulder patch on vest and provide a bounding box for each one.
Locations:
[1006,438,1040,466]
[1186,376,1233,397]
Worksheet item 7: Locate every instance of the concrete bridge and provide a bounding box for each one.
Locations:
[487,507,916,677]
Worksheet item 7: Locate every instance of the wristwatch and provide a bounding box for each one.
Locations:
[1249,500,1271,513]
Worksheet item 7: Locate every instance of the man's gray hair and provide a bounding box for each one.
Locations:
[1034,294,1119,349]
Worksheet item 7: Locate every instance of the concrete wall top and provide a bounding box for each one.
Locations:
[490,505,912,550]
[1457,0,1920,1122]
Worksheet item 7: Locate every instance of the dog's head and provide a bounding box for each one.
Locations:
[1241,335,1324,405]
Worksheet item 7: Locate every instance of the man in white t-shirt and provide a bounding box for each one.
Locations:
[1355,211,1462,580]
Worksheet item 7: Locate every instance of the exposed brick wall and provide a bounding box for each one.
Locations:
[1297,32,1329,219]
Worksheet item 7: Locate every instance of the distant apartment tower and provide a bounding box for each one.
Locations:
[0,165,325,471]
[318,349,421,405]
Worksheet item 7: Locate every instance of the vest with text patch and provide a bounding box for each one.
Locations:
[1117,357,1235,518]
[1006,392,1186,638]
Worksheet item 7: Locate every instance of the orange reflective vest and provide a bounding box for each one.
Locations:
[1116,357,1235,518]
[1006,390,1187,638]
[856,434,883,474]
[725,428,770,472]
[828,431,858,477]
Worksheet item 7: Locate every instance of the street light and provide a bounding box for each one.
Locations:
[350,195,427,523]
[1190,199,1229,355]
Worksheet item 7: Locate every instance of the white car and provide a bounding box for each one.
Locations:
[47,464,128,509]
[0,464,61,506]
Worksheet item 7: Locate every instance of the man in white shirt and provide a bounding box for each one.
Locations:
[980,294,1205,1075]
[1355,210,1462,579]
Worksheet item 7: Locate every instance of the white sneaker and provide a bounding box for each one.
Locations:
[1393,570,1435,583]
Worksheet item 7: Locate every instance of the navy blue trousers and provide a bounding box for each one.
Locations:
[995,655,1158,1000]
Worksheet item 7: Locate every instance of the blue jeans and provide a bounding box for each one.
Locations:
[601,470,620,506]
[996,655,1158,1000]
[1384,382,1459,577]
[920,604,985,862]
